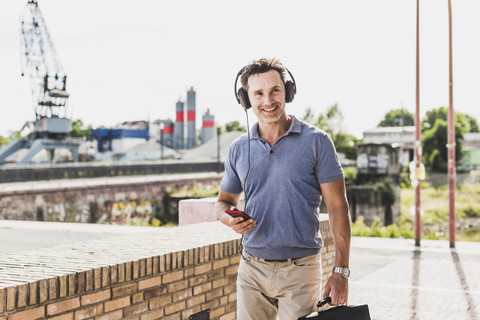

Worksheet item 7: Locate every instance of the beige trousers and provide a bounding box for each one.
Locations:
[236,251,322,320]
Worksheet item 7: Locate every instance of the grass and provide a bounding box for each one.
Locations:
[170,183,220,198]
[352,217,414,239]
[400,182,480,222]
[353,178,480,242]
[457,228,480,242]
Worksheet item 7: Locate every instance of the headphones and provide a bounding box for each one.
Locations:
[234,66,297,110]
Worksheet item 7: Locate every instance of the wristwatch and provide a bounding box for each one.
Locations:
[333,266,351,278]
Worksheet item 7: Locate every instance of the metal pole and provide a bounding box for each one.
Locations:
[447,0,456,248]
[414,0,422,247]
[217,127,221,173]
[160,123,164,160]
[161,129,164,160]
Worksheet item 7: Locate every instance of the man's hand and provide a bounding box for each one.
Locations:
[216,190,257,234]
[227,215,257,234]
[323,273,348,306]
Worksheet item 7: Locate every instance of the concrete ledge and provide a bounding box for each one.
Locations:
[178,197,245,226]
[179,197,218,226]
[0,222,240,289]
[0,222,242,319]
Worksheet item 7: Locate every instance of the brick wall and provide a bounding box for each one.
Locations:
[0,219,334,320]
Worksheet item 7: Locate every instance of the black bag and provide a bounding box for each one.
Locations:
[298,297,371,320]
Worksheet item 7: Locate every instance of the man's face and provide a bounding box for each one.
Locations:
[247,70,286,125]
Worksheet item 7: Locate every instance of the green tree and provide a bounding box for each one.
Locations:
[302,104,359,159]
[223,121,246,133]
[9,130,24,141]
[0,136,10,146]
[0,129,30,146]
[378,108,414,127]
[422,109,462,172]
[1,119,98,146]
[422,118,462,172]
[422,107,473,134]
[70,119,93,140]
[302,106,315,125]
[421,107,480,172]
[464,114,479,133]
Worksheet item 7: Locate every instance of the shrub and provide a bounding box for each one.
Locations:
[351,217,370,237]
[424,230,444,240]
[461,205,480,218]
[151,218,161,227]
[385,224,401,238]
[369,218,383,237]
[400,171,411,189]
[399,226,414,239]
[343,167,358,184]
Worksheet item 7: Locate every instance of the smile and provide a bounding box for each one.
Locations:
[262,106,278,112]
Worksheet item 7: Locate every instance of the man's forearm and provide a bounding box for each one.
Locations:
[215,200,235,225]
[328,203,351,267]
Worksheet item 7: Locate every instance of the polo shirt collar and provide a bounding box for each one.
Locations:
[250,114,302,140]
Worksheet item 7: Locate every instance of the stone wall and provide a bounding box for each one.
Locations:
[0,173,222,224]
[349,185,401,226]
[0,218,335,319]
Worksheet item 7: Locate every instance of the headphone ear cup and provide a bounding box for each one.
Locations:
[237,88,251,110]
[285,80,295,103]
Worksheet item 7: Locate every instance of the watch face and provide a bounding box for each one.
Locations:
[334,267,350,278]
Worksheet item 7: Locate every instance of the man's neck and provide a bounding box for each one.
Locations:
[258,115,292,146]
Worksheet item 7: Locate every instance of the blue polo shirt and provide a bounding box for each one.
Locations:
[220,115,344,260]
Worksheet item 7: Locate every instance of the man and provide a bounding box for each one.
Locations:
[216,58,350,319]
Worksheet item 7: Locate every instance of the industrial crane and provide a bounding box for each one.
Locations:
[21,0,69,127]
[0,0,79,164]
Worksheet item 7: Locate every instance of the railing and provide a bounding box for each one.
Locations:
[0,160,224,183]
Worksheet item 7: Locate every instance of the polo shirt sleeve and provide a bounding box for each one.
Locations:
[220,144,244,194]
[315,133,344,184]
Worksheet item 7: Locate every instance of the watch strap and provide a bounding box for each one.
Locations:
[333,266,350,278]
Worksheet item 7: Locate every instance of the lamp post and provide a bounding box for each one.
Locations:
[160,122,164,160]
[447,0,456,248]
[217,127,221,173]
[414,0,422,247]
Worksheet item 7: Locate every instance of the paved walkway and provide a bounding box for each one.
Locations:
[1,220,479,319]
[0,220,161,254]
[348,237,480,320]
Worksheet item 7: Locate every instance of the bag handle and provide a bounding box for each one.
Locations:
[317,297,332,308]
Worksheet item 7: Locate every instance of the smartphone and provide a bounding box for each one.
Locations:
[225,209,252,221]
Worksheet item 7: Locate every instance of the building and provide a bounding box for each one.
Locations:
[151,119,174,149]
[91,121,149,153]
[201,109,215,144]
[90,87,214,158]
[186,87,197,149]
[357,143,402,177]
[174,100,185,149]
[462,132,480,169]
[362,126,415,167]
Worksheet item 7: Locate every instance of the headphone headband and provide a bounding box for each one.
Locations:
[234,66,297,110]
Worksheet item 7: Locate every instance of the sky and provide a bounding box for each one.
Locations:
[1,0,479,139]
